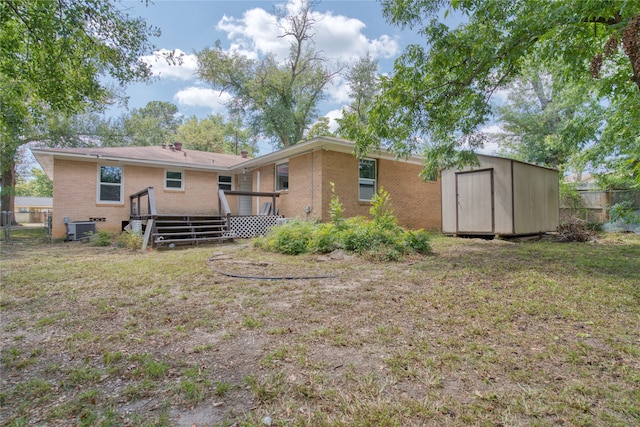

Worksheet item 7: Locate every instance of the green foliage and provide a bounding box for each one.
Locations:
[305,116,335,140]
[370,187,397,230]
[91,231,112,247]
[115,232,143,250]
[257,190,432,260]
[15,168,52,197]
[494,62,603,173]
[560,182,584,211]
[308,222,341,254]
[176,114,256,155]
[196,1,335,148]
[259,220,316,255]
[329,182,345,228]
[122,101,182,147]
[346,0,640,184]
[1,0,159,213]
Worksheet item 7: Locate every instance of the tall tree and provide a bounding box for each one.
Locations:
[15,168,53,197]
[122,101,182,146]
[196,0,337,148]
[494,62,603,172]
[0,0,158,222]
[348,0,640,182]
[176,114,256,155]
[337,54,380,140]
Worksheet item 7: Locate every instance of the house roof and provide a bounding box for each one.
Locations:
[14,196,53,208]
[32,145,249,179]
[228,136,425,173]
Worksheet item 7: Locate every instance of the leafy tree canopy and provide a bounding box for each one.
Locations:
[176,114,257,155]
[196,0,338,148]
[1,0,159,217]
[492,60,603,174]
[350,0,640,184]
[122,101,182,146]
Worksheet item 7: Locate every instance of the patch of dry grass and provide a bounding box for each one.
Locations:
[1,229,639,426]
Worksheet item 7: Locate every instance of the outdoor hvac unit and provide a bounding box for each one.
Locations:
[66,221,96,241]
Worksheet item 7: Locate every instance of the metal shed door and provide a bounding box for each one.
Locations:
[456,169,494,234]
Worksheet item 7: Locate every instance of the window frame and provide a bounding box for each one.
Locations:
[275,161,289,192]
[358,158,377,202]
[164,170,184,190]
[97,165,123,204]
[218,175,233,192]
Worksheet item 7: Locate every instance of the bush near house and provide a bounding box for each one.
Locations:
[254,186,432,260]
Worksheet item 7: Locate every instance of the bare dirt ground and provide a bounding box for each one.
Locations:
[1,231,639,426]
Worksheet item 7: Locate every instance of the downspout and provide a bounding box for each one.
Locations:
[308,151,313,219]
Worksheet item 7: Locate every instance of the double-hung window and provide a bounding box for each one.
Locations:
[275,162,289,191]
[165,170,183,190]
[358,159,376,201]
[98,165,123,203]
[218,175,233,191]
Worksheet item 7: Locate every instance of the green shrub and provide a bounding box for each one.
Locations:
[329,182,345,228]
[91,231,112,247]
[405,229,432,254]
[254,191,432,260]
[115,232,143,250]
[308,222,341,253]
[261,220,315,255]
[370,187,397,231]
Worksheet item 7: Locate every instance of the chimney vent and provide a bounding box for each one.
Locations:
[241,150,248,158]
[174,142,183,151]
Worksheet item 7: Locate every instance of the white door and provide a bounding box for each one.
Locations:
[238,174,252,215]
[456,169,494,234]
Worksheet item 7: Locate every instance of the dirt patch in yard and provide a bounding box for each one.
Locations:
[1,233,639,426]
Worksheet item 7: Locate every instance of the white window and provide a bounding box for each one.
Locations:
[358,159,376,201]
[165,170,184,190]
[98,165,123,203]
[276,162,288,191]
[218,175,233,191]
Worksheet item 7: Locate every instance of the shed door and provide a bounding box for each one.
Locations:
[456,169,494,234]
[238,175,253,216]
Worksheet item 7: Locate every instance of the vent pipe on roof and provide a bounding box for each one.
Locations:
[241,150,248,158]
[174,142,183,151]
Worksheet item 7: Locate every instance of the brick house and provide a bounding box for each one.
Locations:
[239,137,441,230]
[32,137,442,241]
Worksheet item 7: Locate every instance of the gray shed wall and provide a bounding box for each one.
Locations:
[441,155,559,236]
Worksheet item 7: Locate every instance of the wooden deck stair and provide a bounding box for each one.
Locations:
[152,215,232,247]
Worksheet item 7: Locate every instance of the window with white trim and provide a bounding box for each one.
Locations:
[218,175,233,191]
[165,170,183,190]
[358,158,376,201]
[98,165,123,203]
[275,162,288,191]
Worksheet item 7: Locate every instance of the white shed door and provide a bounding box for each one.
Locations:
[456,170,494,234]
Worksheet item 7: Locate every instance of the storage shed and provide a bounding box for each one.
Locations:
[441,155,559,237]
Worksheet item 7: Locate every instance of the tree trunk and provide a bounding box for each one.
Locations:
[1,141,18,226]
[1,160,17,226]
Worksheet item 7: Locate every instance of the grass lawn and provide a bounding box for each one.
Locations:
[1,227,639,426]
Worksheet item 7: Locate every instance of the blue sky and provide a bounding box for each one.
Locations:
[113,0,424,145]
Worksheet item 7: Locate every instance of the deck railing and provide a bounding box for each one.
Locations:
[129,187,157,220]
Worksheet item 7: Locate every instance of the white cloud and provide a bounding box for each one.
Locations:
[140,49,198,80]
[324,109,344,133]
[216,1,399,65]
[325,77,352,104]
[477,124,506,155]
[174,87,231,114]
